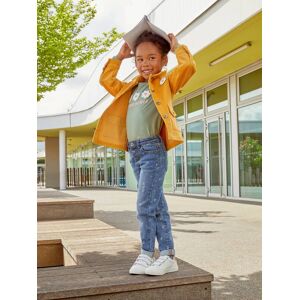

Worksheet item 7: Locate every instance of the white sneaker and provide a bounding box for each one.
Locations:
[145,255,178,276]
[129,254,155,275]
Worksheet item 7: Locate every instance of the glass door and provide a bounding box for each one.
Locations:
[112,149,118,187]
[96,147,105,186]
[205,114,227,197]
[186,120,206,195]
[173,127,185,193]
[118,150,126,187]
[106,148,113,186]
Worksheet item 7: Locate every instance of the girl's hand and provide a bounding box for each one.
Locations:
[168,33,180,53]
[116,42,134,61]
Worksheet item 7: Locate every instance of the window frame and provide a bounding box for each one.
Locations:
[185,89,204,121]
[236,63,262,106]
[204,78,230,116]
[173,98,186,124]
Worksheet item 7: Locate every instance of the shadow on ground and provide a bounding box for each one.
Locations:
[94,210,232,234]
[39,249,261,300]
[212,271,262,300]
[43,249,213,299]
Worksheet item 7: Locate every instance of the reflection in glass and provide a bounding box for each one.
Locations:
[207,84,228,112]
[112,149,118,186]
[91,148,96,186]
[96,146,105,186]
[208,121,221,194]
[174,128,185,192]
[186,121,205,194]
[72,151,80,186]
[174,102,184,122]
[106,148,112,186]
[82,148,89,186]
[239,68,262,101]
[81,146,93,186]
[238,102,262,199]
[118,150,126,187]
[67,146,126,188]
[187,94,203,118]
[225,112,232,196]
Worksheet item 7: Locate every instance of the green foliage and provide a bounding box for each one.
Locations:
[37,0,123,101]
[239,136,262,169]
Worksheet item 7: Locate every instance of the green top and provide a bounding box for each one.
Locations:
[126,82,163,142]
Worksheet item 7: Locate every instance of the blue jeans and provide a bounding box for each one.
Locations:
[128,135,175,258]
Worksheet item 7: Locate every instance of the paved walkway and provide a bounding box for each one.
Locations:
[40,187,261,299]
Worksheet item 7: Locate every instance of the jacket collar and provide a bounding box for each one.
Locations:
[114,69,167,104]
[132,70,167,85]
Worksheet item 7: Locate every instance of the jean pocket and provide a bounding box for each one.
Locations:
[141,142,161,152]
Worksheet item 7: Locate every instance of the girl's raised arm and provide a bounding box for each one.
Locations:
[99,43,133,96]
[167,34,197,96]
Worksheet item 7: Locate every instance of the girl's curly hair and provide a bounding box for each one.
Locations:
[133,31,171,56]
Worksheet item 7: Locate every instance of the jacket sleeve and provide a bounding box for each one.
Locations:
[99,58,127,97]
[168,45,197,96]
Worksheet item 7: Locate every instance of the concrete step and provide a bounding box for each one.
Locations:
[37,197,94,221]
[37,218,214,300]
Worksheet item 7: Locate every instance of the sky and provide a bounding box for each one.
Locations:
[37,0,164,116]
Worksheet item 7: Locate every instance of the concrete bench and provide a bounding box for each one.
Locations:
[37,197,94,221]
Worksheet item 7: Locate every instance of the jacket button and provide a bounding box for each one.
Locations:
[163,114,168,119]
[156,101,161,105]
[151,89,155,93]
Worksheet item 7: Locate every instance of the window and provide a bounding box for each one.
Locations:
[207,84,228,112]
[186,121,205,194]
[187,94,203,118]
[239,68,262,101]
[96,146,105,186]
[225,112,232,196]
[238,102,262,199]
[174,102,184,122]
[118,150,126,187]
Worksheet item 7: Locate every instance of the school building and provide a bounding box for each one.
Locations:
[37,0,262,202]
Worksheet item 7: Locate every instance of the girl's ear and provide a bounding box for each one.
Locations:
[162,55,168,72]
[163,55,168,66]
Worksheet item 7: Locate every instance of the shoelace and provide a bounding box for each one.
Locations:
[151,256,169,266]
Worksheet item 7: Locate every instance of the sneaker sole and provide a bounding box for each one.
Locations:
[129,270,146,275]
[145,264,179,276]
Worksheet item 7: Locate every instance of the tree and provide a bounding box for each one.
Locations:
[37,0,123,101]
[240,136,262,169]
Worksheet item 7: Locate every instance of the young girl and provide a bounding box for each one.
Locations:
[93,30,196,276]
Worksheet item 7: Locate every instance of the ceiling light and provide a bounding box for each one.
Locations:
[209,42,252,66]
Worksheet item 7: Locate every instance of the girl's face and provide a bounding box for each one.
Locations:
[135,42,168,81]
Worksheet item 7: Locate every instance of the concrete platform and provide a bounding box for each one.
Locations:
[37,190,94,221]
[58,187,262,299]
[37,218,214,300]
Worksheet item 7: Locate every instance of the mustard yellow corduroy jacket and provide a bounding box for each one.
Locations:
[92,44,197,152]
